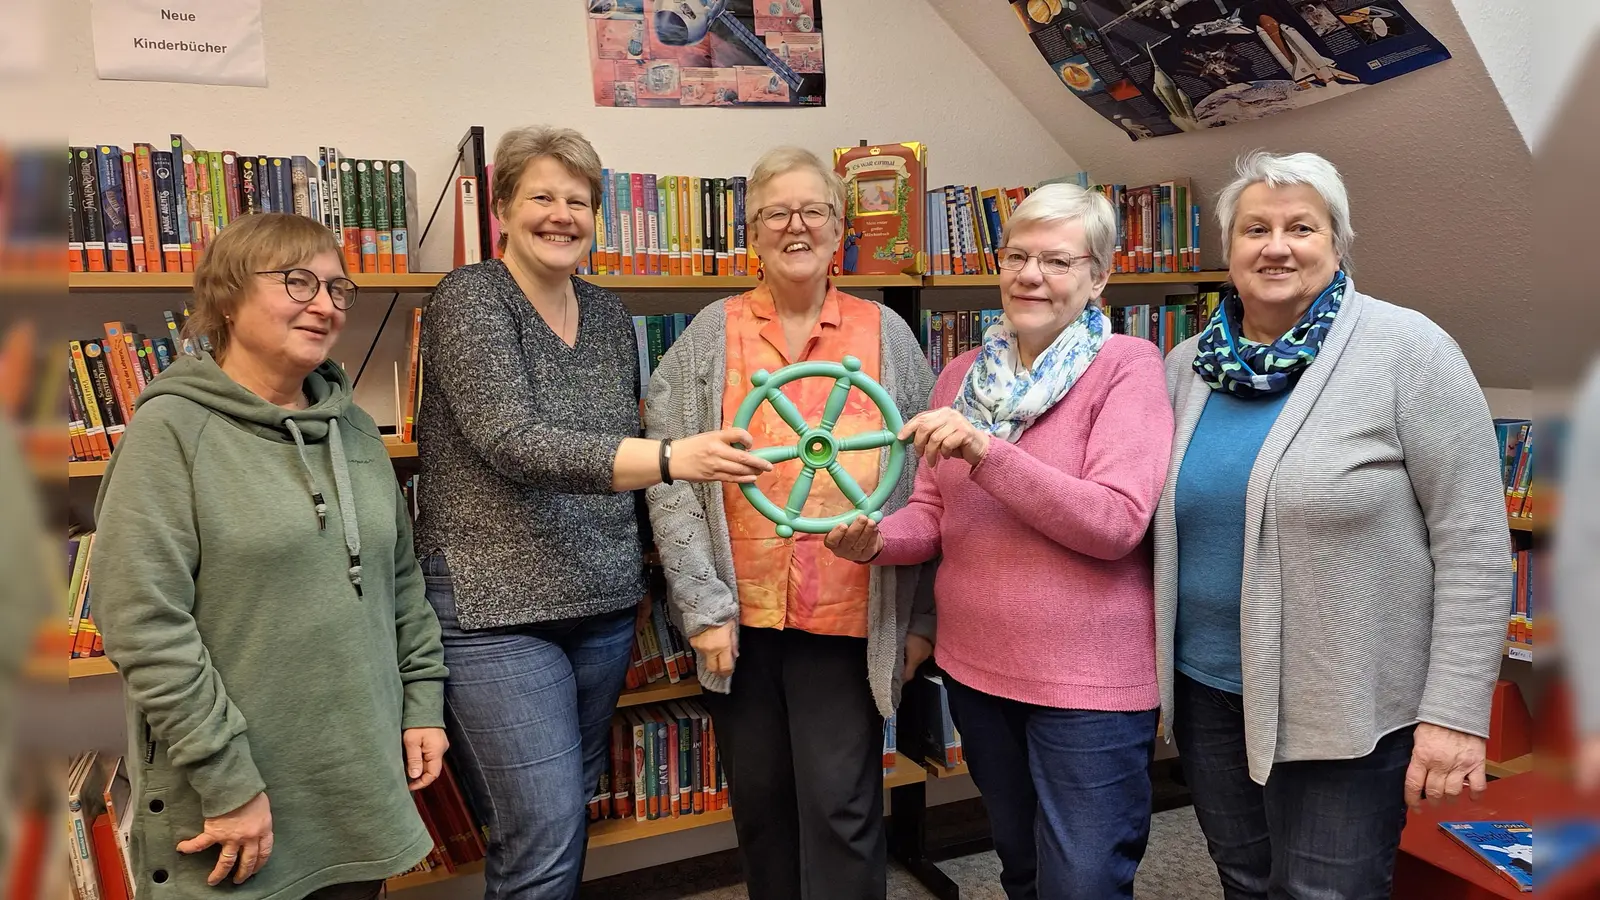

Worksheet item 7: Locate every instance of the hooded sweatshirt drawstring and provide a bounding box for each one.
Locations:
[326,420,363,596]
[286,418,363,597]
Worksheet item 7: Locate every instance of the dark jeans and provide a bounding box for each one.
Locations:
[943,675,1158,900]
[700,626,886,900]
[1174,673,1414,900]
[423,557,636,900]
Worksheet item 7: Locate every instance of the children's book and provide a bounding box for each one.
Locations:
[1438,820,1532,892]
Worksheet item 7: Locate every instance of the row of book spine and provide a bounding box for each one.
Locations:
[1493,418,1534,520]
[1508,548,1534,649]
[919,292,1223,374]
[67,137,413,275]
[571,171,752,277]
[925,176,1201,277]
[65,315,205,463]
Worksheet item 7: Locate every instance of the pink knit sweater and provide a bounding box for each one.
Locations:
[877,335,1173,711]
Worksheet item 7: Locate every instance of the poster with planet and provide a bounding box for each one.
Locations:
[1009,0,1450,140]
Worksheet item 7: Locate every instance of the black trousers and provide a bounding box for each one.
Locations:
[701,626,887,900]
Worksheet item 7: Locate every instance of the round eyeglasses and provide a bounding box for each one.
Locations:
[994,248,1092,276]
[755,202,836,230]
[256,268,359,310]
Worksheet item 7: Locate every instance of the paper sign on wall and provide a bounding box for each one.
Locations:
[91,0,267,87]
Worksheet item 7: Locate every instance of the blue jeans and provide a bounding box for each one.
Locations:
[943,676,1157,900]
[423,558,636,900]
[1174,673,1413,900]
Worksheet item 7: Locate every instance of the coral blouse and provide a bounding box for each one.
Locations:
[720,284,883,638]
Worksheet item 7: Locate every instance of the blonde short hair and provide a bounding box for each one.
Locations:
[188,213,344,359]
[491,126,604,229]
[745,146,847,224]
[1002,183,1117,281]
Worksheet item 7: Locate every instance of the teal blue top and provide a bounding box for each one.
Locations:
[1174,390,1290,694]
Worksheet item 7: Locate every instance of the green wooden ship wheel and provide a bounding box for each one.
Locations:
[732,355,906,538]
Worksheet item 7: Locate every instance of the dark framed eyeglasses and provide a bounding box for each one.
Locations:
[755,202,836,230]
[256,268,359,310]
[994,247,1092,276]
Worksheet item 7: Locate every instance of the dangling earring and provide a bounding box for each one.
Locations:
[756,264,765,282]
[830,262,841,277]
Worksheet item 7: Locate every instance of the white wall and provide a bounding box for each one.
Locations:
[1449,0,1599,148]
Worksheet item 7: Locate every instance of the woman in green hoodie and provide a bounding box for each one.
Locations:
[92,213,449,900]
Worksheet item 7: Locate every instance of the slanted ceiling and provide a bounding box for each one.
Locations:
[925,0,1530,388]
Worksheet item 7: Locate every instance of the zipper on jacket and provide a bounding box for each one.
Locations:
[144,722,156,765]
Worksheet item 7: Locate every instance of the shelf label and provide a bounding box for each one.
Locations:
[91,0,266,87]
[1507,645,1532,662]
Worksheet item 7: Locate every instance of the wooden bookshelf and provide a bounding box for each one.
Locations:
[1508,516,1536,534]
[384,752,927,892]
[1485,753,1533,779]
[924,270,1229,288]
[64,272,925,294]
[921,759,969,779]
[387,859,485,893]
[68,272,445,293]
[616,677,702,707]
[59,440,418,479]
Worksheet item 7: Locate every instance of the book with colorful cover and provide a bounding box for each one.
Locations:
[832,142,926,276]
[1439,821,1532,892]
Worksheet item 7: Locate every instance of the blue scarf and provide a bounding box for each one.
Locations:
[1191,271,1345,399]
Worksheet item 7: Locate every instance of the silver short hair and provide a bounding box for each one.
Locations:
[1216,150,1354,265]
[1002,183,1116,280]
[746,146,847,224]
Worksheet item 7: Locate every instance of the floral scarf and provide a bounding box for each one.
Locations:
[953,304,1110,443]
[1191,271,1346,399]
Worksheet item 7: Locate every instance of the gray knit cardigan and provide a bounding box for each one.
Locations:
[644,298,937,717]
[1154,282,1513,785]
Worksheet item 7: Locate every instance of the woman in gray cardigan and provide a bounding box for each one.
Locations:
[645,146,935,900]
[1154,151,1510,900]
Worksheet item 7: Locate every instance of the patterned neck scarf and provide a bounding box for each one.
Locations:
[1191,271,1346,399]
[953,304,1110,443]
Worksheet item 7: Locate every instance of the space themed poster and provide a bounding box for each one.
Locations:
[1012,0,1450,140]
[588,0,825,108]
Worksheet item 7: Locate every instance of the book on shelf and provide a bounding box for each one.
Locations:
[63,314,208,464]
[66,136,413,275]
[925,171,1201,277]
[1494,418,1534,520]
[918,291,1222,374]
[1437,821,1531,893]
[1508,549,1534,652]
[833,142,927,277]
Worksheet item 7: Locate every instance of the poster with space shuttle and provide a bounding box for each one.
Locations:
[1012,0,1449,140]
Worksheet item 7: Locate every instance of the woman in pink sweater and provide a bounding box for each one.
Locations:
[826,184,1173,900]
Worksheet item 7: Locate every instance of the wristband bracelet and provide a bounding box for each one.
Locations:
[659,438,675,486]
[864,541,884,564]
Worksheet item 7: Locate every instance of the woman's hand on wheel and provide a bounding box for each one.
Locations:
[691,621,738,677]
[670,428,773,484]
[176,791,274,885]
[898,409,990,468]
[824,515,884,564]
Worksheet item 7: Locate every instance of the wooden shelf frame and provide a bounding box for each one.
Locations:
[1484,753,1533,779]
[64,271,1226,294]
[56,439,417,480]
[384,752,927,892]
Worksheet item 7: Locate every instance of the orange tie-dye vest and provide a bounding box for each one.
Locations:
[720,284,882,638]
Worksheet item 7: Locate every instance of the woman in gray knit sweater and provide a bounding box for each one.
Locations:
[1154,151,1510,899]
[413,127,767,900]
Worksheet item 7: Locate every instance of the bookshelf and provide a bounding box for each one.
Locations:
[382,752,928,892]
[924,271,1229,288]
[63,271,1225,293]
[55,438,418,479]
